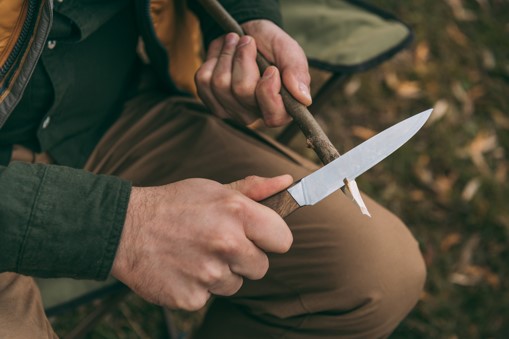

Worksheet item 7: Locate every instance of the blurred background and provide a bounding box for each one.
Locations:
[52,0,509,337]
[367,0,509,337]
[290,1,509,336]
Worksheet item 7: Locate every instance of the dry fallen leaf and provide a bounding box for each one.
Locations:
[415,41,430,63]
[446,23,469,47]
[490,110,509,130]
[434,174,458,202]
[384,72,400,90]
[344,78,361,97]
[446,0,478,21]
[414,155,434,185]
[396,81,422,99]
[450,265,500,287]
[467,131,498,175]
[427,99,450,124]
[481,48,496,70]
[441,233,462,252]
[410,189,425,201]
[351,126,376,140]
[462,178,482,202]
[495,163,507,184]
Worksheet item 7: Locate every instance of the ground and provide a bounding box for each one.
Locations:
[52,0,509,337]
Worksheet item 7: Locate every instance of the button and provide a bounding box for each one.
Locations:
[47,40,57,49]
[42,116,51,129]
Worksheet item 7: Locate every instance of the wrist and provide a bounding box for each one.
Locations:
[111,187,144,280]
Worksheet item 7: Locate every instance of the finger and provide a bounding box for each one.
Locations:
[208,271,244,296]
[195,58,228,119]
[274,38,312,106]
[207,35,225,60]
[211,33,256,122]
[232,35,260,109]
[228,242,270,280]
[197,36,232,118]
[243,199,293,254]
[176,288,211,311]
[256,66,292,127]
[226,175,293,201]
[227,176,294,253]
[211,33,239,98]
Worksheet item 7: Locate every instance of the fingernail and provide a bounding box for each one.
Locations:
[238,36,251,47]
[299,83,312,102]
[226,33,239,45]
[263,67,276,79]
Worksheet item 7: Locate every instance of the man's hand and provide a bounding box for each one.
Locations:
[195,19,311,127]
[111,175,293,311]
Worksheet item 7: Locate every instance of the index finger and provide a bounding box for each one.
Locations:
[242,199,293,254]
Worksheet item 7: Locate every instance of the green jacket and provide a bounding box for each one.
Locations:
[0,0,281,280]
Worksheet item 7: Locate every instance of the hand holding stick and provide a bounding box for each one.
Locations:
[197,0,371,216]
[197,0,340,165]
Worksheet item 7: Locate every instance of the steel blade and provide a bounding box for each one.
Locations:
[288,109,432,206]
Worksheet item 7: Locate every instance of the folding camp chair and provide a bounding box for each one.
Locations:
[37,0,412,337]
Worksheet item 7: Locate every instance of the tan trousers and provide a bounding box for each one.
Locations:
[0,91,426,338]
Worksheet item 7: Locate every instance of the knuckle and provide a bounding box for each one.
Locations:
[215,233,242,256]
[202,265,223,285]
[195,67,212,88]
[211,73,231,91]
[223,194,247,216]
[232,81,255,101]
[178,293,209,311]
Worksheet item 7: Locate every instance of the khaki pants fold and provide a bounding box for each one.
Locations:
[0,91,426,338]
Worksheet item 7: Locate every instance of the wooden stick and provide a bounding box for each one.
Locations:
[197,0,341,165]
[197,0,372,217]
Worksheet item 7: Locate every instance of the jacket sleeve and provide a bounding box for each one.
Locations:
[188,0,283,46]
[0,162,131,280]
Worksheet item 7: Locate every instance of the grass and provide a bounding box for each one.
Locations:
[51,0,509,337]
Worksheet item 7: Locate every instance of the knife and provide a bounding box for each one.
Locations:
[261,109,433,217]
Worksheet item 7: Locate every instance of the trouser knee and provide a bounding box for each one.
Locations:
[300,216,427,337]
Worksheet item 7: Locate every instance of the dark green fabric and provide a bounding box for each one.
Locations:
[0,0,282,168]
[39,3,139,168]
[0,2,138,167]
[280,0,411,72]
[0,146,12,165]
[0,62,53,150]
[0,162,131,280]
[0,13,73,150]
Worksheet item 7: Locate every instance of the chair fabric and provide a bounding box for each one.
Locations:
[282,0,412,73]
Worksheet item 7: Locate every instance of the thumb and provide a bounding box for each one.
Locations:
[275,40,312,107]
[226,175,293,201]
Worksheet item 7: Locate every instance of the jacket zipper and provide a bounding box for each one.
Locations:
[0,0,38,81]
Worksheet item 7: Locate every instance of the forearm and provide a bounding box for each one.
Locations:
[0,162,131,280]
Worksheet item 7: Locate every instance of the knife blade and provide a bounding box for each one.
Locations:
[261,109,433,217]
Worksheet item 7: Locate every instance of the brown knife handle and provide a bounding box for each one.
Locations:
[260,190,301,218]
